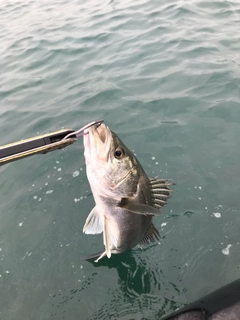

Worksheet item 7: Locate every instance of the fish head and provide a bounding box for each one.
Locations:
[83,123,141,198]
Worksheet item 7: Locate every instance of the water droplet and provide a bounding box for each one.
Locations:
[222,244,231,255]
[213,212,221,218]
[73,170,80,178]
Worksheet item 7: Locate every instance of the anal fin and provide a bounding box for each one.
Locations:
[139,223,160,246]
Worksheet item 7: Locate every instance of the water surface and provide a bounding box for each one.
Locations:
[0,0,240,319]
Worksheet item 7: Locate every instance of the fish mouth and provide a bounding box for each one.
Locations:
[96,123,107,143]
[84,123,111,143]
[83,123,112,163]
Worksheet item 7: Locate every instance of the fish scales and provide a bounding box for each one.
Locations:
[82,123,173,262]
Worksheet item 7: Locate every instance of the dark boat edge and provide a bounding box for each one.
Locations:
[162,278,240,319]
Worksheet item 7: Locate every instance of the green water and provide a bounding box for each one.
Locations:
[1,0,240,319]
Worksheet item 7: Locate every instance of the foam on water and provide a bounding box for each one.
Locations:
[222,244,231,256]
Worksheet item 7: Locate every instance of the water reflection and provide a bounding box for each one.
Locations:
[89,250,151,295]
[48,244,185,319]
[88,250,182,319]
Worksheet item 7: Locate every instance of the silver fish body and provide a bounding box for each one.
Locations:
[83,123,173,262]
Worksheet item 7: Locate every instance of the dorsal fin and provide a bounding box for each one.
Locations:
[139,223,160,246]
[149,177,175,209]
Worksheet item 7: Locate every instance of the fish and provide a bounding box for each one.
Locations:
[83,123,173,262]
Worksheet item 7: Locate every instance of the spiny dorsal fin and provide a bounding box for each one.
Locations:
[139,223,160,246]
[149,177,175,209]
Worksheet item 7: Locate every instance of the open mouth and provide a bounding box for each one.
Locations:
[62,120,104,140]
[96,124,107,143]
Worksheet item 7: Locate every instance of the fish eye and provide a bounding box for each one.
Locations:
[114,147,125,159]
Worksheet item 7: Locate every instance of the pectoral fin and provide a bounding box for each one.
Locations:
[117,198,161,216]
[83,206,103,234]
[139,223,160,246]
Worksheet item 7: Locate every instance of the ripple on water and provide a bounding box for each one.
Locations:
[1,0,240,319]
